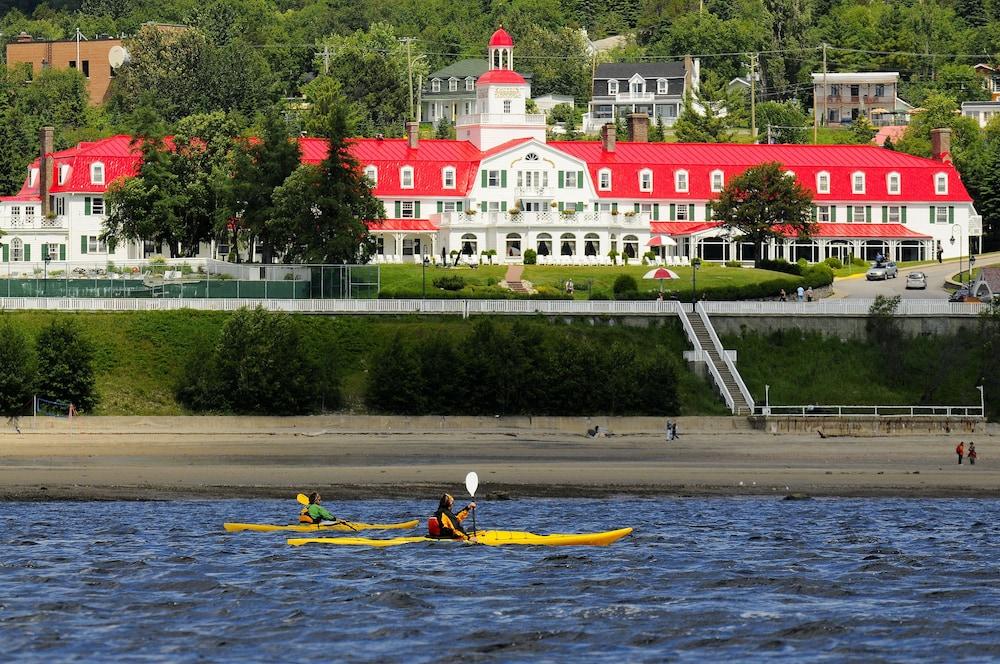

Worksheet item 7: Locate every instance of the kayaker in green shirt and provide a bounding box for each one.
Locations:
[299,492,338,524]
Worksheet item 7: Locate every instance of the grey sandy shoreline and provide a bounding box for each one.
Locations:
[1,416,996,501]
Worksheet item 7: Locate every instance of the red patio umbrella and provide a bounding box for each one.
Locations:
[642,267,680,292]
[646,235,678,247]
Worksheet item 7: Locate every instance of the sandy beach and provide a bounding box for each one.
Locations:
[0,416,995,500]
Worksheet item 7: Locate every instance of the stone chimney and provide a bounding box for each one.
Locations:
[39,126,54,216]
[684,54,693,93]
[406,121,419,149]
[627,113,649,143]
[601,123,616,152]
[931,127,952,162]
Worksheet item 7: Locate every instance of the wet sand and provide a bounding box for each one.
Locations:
[0,420,996,500]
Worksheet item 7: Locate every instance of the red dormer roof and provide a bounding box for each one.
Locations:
[489,27,514,48]
[477,69,526,86]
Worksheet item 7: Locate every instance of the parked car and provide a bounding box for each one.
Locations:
[949,287,972,302]
[866,261,898,280]
[905,272,927,289]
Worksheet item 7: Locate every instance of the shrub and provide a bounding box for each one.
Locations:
[725,261,742,268]
[36,319,98,413]
[758,259,802,276]
[433,275,466,291]
[589,289,612,300]
[523,249,537,265]
[852,256,868,267]
[613,274,638,295]
[644,251,656,261]
[0,320,35,417]
[824,257,844,270]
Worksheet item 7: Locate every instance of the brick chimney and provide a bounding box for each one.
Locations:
[627,113,649,143]
[406,121,419,149]
[39,126,54,216]
[931,127,952,162]
[601,123,616,153]
[684,54,693,93]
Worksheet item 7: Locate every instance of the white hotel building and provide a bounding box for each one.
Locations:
[0,28,982,271]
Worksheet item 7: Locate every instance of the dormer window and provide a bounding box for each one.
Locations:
[364,165,378,186]
[91,162,105,185]
[675,169,689,193]
[657,78,668,95]
[442,166,456,189]
[400,166,414,189]
[816,171,830,194]
[29,167,38,187]
[710,170,724,192]
[639,169,653,192]
[431,78,441,93]
[852,171,865,194]
[935,172,948,195]
[448,77,458,92]
[58,164,70,185]
[465,77,475,91]
[887,172,901,195]
[598,168,611,191]
[629,74,645,95]
[608,79,619,95]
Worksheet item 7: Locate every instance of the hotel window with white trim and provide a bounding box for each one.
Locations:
[639,169,653,192]
[710,170,724,192]
[58,164,69,185]
[816,171,830,194]
[400,201,415,218]
[400,166,414,189]
[887,206,901,223]
[674,169,688,192]
[598,169,611,190]
[608,79,619,95]
[675,204,688,220]
[816,205,831,222]
[887,172,900,195]
[935,173,948,195]
[364,166,378,186]
[91,162,105,185]
[852,206,866,222]
[852,172,865,194]
[442,167,456,189]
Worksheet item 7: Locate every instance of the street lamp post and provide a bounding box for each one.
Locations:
[969,253,977,289]
[690,257,702,312]
[978,385,985,417]
[950,225,964,288]
[765,383,770,415]
[422,254,429,298]
[44,252,51,296]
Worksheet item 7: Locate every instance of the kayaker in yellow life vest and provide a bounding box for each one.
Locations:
[429,493,476,540]
[299,492,338,524]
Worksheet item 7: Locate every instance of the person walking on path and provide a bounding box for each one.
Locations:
[796,286,804,302]
[968,442,977,466]
[665,419,673,441]
[806,286,814,302]
[779,288,787,302]
[956,441,965,464]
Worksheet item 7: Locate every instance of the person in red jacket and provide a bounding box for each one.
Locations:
[968,442,977,466]
[956,441,965,465]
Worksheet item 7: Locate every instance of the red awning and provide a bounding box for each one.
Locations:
[804,223,931,239]
[649,221,722,236]
[367,219,439,232]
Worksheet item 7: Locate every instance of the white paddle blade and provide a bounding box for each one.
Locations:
[465,471,479,498]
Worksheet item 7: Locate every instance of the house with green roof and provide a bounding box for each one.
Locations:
[421,58,533,125]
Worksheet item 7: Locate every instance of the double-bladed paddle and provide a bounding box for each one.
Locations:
[465,472,479,537]
[296,492,359,531]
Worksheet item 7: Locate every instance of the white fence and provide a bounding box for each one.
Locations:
[700,299,988,315]
[754,404,984,418]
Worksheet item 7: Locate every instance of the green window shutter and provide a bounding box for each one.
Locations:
[481,170,487,187]
[59,244,65,261]
[437,201,443,213]
[882,205,888,223]
[457,201,463,212]
[865,205,872,223]
[41,243,48,260]
[929,205,936,223]
[578,171,584,188]
[81,235,88,254]
[688,204,695,219]
[846,205,853,222]
[594,202,599,212]
[84,197,91,215]
[634,203,640,213]
[949,206,955,224]
[558,172,564,188]
[653,203,660,220]
[481,201,487,212]
[501,201,507,212]
[705,202,713,220]
[811,205,817,221]
[558,202,564,212]
[831,206,837,222]
[1,244,7,262]
[24,244,30,262]
[500,171,507,187]
[414,202,421,218]
[902,206,907,224]
[612,202,618,214]
[669,203,676,219]
[394,201,401,218]
[576,201,583,212]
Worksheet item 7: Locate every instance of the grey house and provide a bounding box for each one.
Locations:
[584,59,698,132]
[421,58,533,124]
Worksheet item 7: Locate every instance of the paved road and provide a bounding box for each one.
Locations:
[831,251,1000,300]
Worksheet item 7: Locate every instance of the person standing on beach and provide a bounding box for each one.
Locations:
[665,419,673,441]
[968,442,977,465]
[956,441,965,465]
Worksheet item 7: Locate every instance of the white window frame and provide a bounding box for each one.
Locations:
[400,201,415,219]
[503,100,511,114]
[54,197,66,216]
[851,171,865,194]
[448,77,458,92]
[91,162,105,185]
[608,79,619,95]
[465,77,475,91]
[92,197,105,215]
[46,243,60,261]
[816,171,830,194]
[58,163,69,185]
[565,171,578,188]
[10,237,23,261]
[675,204,688,221]
[629,74,645,95]
[639,169,653,192]
[431,78,441,93]
[400,166,414,189]
[935,207,948,224]
[598,168,611,191]
[487,201,501,212]
[887,205,901,223]
[674,169,688,193]
[487,170,501,187]
[442,166,456,189]
[364,165,378,186]
[88,235,108,253]
[10,205,20,218]
[852,206,866,223]
[443,201,459,213]
[657,78,668,94]
[935,173,948,195]
[886,172,901,196]
[710,170,724,193]
[817,205,831,222]
[29,168,38,187]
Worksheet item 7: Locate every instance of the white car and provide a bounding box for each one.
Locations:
[866,261,898,280]
[905,272,927,289]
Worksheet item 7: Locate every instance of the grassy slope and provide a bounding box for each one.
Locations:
[725,328,984,407]
[3,311,726,416]
[380,263,801,298]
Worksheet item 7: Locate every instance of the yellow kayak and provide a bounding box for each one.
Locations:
[224,519,419,533]
[287,527,633,547]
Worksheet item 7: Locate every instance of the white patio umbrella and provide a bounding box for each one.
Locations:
[646,235,678,247]
[643,267,680,292]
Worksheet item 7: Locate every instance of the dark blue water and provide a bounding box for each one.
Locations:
[2,498,1000,662]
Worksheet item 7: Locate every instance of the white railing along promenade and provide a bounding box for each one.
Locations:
[703,354,736,413]
[697,302,755,411]
[753,404,984,418]
[700,299,988,316]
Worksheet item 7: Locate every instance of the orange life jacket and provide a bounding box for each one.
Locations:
[299,507,316,524]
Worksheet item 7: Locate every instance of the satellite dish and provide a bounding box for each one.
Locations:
[108,46,130,69]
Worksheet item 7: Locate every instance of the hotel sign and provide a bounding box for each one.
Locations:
[495,88,522,99]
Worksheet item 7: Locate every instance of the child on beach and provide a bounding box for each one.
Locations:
[968,442,977,466]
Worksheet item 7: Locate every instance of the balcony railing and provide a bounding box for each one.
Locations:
[437,211,652,226]
[0,215,68,230]
[615,92,655,103]
[456,113,546,126]
[514,186,553,198]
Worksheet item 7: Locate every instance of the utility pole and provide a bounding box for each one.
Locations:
[401,37,416,122]
[75,27,82,72]
[821,43,828,138]
[750,53,757,142]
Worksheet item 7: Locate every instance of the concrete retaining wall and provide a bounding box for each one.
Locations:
[711,314,980,339]
[750,416,986,436]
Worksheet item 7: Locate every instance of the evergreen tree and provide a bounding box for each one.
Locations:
[673,92,732,142]
[0,319,35,418]
[36,319,97,413]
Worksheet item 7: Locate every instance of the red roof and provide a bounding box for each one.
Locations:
[367,219,439,231]
[650,221,721,236]
[551,141,972,203]
[809,223,930,239]
[477,69,526,85]
[489,27,514,47]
